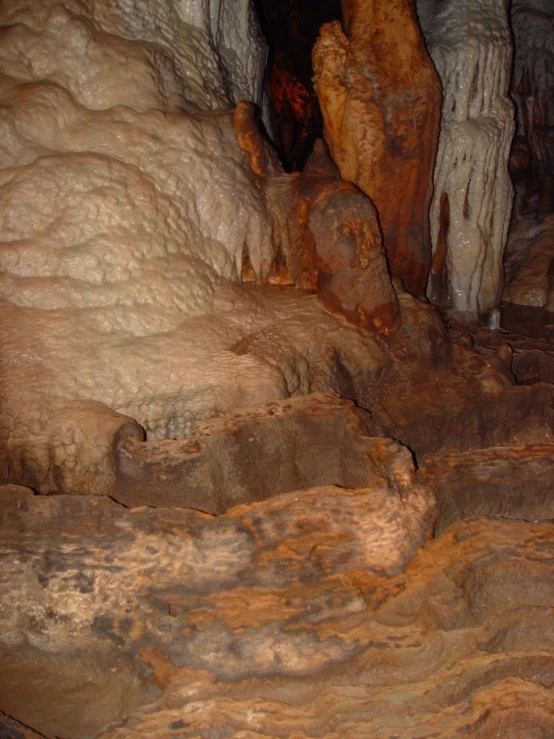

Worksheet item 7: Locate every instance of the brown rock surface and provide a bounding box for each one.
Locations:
[114,393,398,513]
[312,0,442,295]
[468,306,554,385]
[1,485,553,737]
[422,442,554,535]
[270,141,400,334]
[359,334,554,459]
[511,0,554,212]
[0,711,46,739]
[2,4,554,739]
[503,214,554,310]
[0,458,435,737]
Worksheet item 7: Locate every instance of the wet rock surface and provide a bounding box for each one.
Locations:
[312,0,441,296]
[1,1,554,737]
[2,319,554,738]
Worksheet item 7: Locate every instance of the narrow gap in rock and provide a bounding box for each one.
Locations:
[252,0,342,171]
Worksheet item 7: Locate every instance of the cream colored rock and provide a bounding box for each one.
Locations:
[0,1,275,493]
[418,0,515,315]
[0,0,265,113]
[0,0,446,498]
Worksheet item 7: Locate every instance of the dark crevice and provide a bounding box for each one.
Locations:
[253,0,342,171]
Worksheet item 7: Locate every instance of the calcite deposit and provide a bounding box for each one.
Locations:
[0,0,426,495]
[0,0,279,493]
[1,0,554,737]
[269,140,400,334]
[418,0,515,315]
[313,0,442,296]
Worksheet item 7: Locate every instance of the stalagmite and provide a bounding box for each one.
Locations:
[418,0,515,315]
[2,3,554,736]
[0,0,445,496]
[312,0,442,296]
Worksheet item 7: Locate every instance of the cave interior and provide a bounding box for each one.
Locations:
[0,0,554,737]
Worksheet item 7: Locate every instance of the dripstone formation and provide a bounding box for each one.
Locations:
[1,1,553,737]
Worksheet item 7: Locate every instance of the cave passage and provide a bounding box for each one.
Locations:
[253,0,341,170]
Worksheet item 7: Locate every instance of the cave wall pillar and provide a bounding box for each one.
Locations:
[418,0,515,315]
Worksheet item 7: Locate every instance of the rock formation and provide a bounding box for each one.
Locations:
[511,0,554,216]
[1,471,554,737]
[1,0,554,737]
[418,0,515,315]
[0,0,428,496]
[312,0,442,296]
[268,140,400,334]
[500,0,554,310]
[503,213,554,308]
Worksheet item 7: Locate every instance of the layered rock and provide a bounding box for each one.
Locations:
[115,393,395,513]
[1,485,553,738]
[358,335,554,460]
[0,443,436,737]
[1,4,554,739]
[422,442,554,534]
[418,0,515,315]
[312,0,442,296]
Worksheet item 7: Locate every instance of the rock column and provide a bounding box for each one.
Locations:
[418,0,515,315]
[313,0,442,296]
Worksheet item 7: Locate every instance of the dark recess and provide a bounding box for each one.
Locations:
[253,0,342,171]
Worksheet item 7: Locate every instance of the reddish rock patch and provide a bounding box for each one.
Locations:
[313,0,442,295]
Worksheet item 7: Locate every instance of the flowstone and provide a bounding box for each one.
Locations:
[1,2,554,738]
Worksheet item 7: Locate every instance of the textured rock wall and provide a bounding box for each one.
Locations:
[3,0,266,113]
[503,213,554,308]
[511,0,554,197]
[268,140,401,334]
[1,485,553,738]
[312,0,442,296]
[0,0,277,493]
[418,0,515,315]
[2,1,437,497]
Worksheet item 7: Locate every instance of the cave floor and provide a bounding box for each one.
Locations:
[1,308,553,739]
